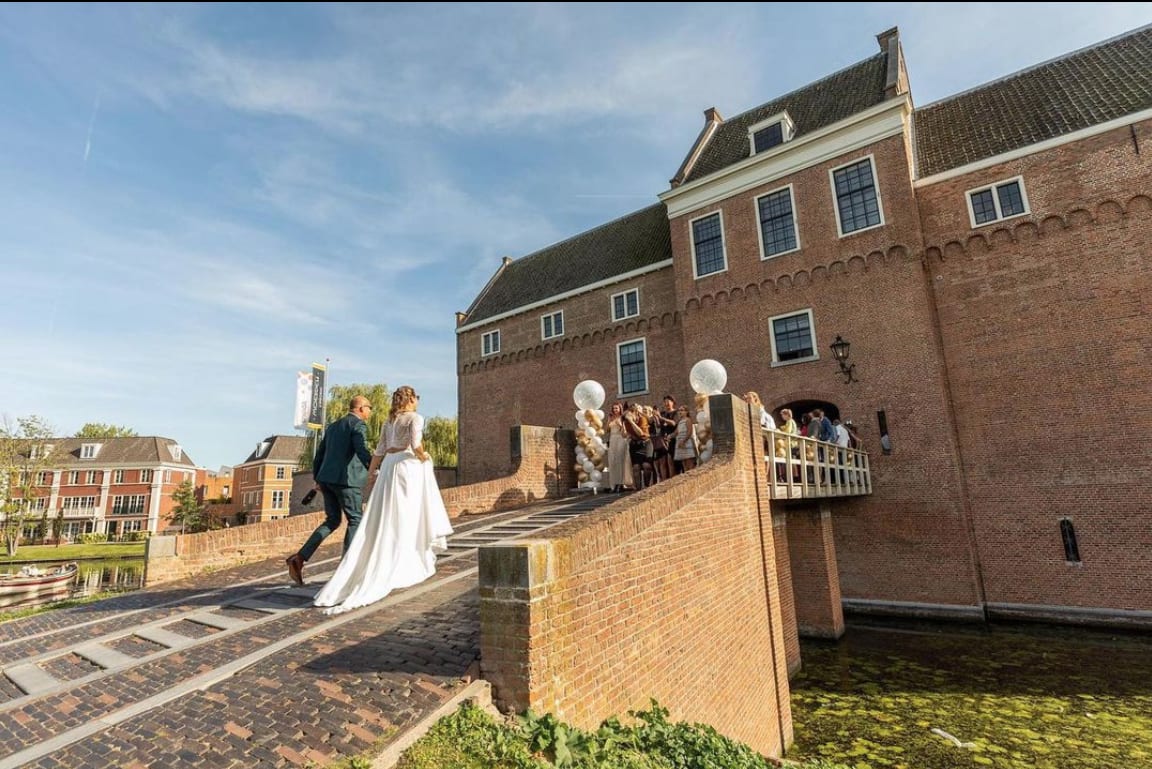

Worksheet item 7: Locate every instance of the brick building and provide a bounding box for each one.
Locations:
[2,437,198,539]
[457,26,1152,625]
[233,435,306,523]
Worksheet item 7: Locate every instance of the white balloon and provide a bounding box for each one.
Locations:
[590,469,603,483]
[689,359,728,395]
[593,409,604,421]
[582,460,595,473]
[584,426,596,438]
[695,413,709,426]
[573,380,606,410]
[575,410,585,424]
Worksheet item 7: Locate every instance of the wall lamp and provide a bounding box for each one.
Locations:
[830,335,856,384]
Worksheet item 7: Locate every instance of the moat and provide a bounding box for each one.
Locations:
[790,620,1152,769]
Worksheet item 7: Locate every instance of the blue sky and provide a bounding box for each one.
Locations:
[1,3,1148,470]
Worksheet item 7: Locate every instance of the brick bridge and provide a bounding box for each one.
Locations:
[0,395,869,767]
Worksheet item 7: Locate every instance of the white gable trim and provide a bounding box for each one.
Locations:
[660,97,909,219]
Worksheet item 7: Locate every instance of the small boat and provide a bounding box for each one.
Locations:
[0,563,79,610]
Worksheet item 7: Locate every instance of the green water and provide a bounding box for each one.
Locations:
[789,621,1152,769]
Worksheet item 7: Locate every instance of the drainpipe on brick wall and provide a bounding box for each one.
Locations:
[919,259,989,619]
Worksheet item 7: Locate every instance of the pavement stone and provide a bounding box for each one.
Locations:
[0,495,614,768]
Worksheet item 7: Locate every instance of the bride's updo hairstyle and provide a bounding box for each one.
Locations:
[390,386,419,420]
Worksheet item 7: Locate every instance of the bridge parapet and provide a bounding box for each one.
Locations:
[479,395,795,758]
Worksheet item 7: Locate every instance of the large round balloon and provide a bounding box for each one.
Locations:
[689,359,728,395]
[572,380,606,410]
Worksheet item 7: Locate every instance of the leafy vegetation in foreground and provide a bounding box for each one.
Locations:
[0,542,144,563]
[398,700,843,769]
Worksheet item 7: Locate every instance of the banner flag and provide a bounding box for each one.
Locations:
[293,371,312,430]
[306,363,327,429]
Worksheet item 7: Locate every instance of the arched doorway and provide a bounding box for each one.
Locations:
[775,398,840,432]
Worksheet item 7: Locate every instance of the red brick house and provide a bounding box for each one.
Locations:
[457,26,1152,626]
[3,437,198,539]
[232,435,306,523]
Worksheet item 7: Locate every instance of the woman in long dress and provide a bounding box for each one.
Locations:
[605,401,633,493]
[314,385,454,615]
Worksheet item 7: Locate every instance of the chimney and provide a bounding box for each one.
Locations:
[669,107,725,188]
[876,27,908,99]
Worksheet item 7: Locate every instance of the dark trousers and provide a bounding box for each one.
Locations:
[297,483,363,562]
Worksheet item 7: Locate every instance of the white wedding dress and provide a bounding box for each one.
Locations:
[313,411,453,615]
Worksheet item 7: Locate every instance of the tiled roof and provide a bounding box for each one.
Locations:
[464,204,672,325]
[682,54,890,184]
[15,437,196,467]
[915,25,1152,178]
[241,435,306,465]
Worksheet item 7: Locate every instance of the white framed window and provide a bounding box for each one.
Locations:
[272,490,285,509]
[68,471,80,485]
[748,111,795,155]
[690,210,727,278]
[85,470,97,484]
[37,471,52,486]
[276,466,285,480]
[481,329,501,357]
[830,155,884,236]
[140,469,153,483]
[611,288,640,321]
[616,338,649,396]
[755,184,800,259]
[769,309,819,366]
[80,443,101,459]
[61,496,98,512]
[966,176,1029,227]
[113,469,124,484]
[122,520,143,533]
[112,494,146,515]
[540,310,564,340]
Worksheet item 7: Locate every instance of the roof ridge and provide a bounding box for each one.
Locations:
[918,23,1152,111]
[504,202,664,267]
[723,52,887,125]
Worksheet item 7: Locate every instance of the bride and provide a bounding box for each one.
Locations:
[313,385,454,614]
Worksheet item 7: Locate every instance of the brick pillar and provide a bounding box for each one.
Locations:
[772,513,802,676]
[478,539,556,713]
[786,503,844,639]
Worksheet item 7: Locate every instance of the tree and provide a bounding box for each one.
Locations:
[75,423,138,439]
[169,479,215,534]
[0,414,57,556]
[423,416,458,467]
[297,383,392,471]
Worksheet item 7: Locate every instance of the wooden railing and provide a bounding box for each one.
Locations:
[760,429,872,499]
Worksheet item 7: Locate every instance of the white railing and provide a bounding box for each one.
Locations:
[760,429,872,499]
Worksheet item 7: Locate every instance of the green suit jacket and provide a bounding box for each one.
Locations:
[313,413,372,488]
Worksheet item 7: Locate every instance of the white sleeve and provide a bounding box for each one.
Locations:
[409,413,425,449]
[372,425,389,457]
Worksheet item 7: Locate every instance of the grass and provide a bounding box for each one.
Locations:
[1,542,145,563]
[0,591,119,623]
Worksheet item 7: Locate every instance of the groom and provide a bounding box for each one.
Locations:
[286,395,374,586]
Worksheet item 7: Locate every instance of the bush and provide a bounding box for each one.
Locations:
[78,532,108,544]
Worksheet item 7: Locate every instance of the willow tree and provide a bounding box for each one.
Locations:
[297,383,392,471]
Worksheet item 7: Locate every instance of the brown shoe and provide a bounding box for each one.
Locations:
[286,555,304,586]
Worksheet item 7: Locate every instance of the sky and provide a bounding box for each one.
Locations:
[1,3,1149,470]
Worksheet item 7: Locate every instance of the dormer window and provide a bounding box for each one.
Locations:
[748,112,795,155]
[80,443,101,460]
[168,444,183,461]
